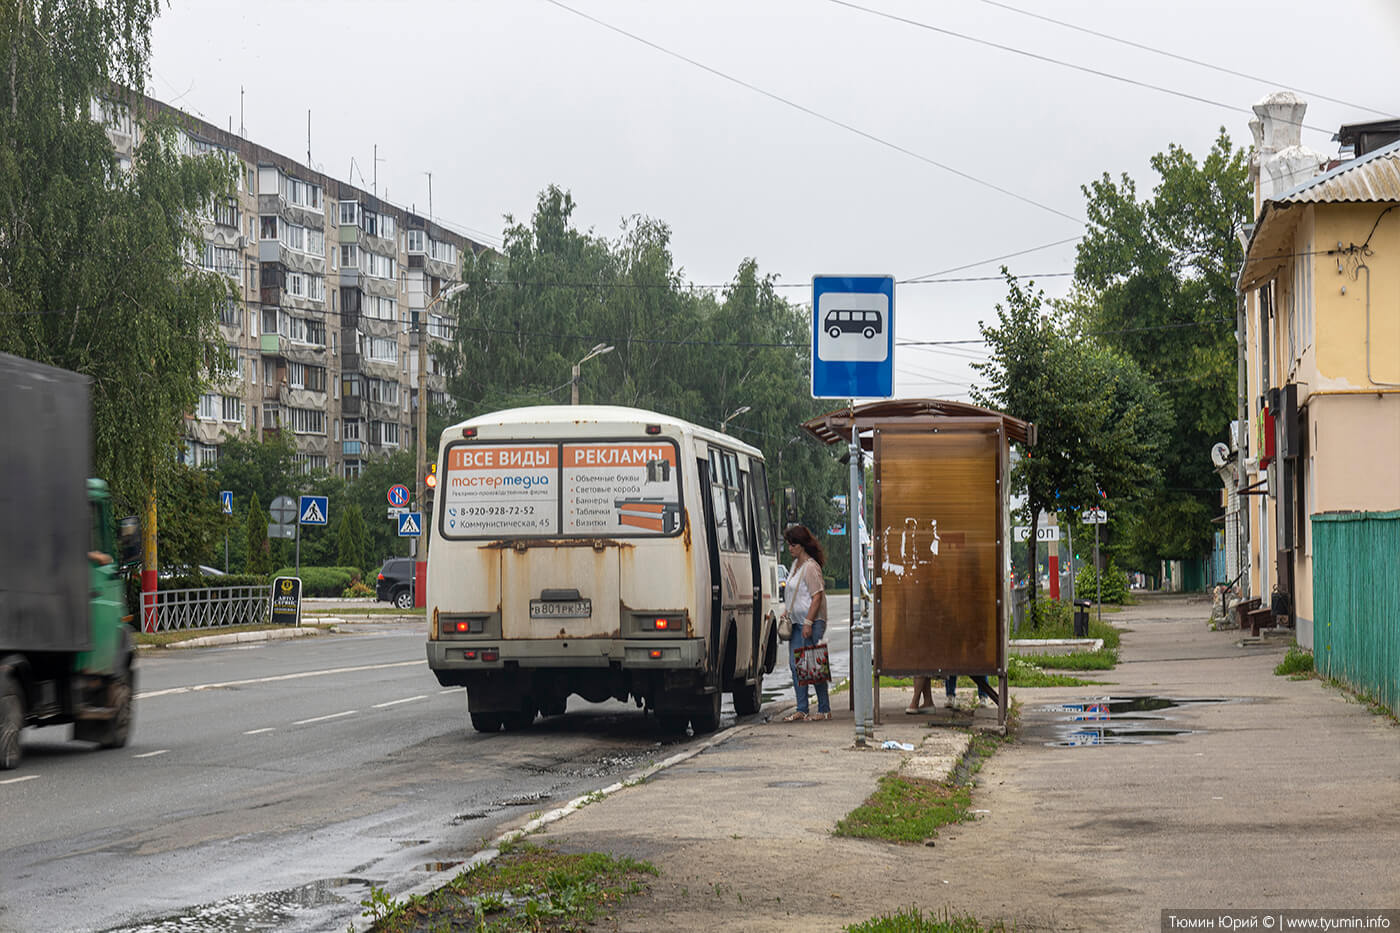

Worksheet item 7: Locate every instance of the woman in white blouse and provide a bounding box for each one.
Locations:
[781,524,831,722]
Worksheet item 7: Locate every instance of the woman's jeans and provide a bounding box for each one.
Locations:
[790,618,830,714]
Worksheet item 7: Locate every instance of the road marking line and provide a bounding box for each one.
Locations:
[293,710,357,725]
[373,695,428,708]
[438,687,464,695]
[135,660,425,700]
[243,727,276,735]
[133,750,169,759]
[0,774,39,785]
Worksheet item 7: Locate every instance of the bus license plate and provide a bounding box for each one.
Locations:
[529,599,592,619]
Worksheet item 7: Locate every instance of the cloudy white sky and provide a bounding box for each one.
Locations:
[150,0,1399,402]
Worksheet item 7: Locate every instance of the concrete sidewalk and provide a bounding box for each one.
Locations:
[504,594,1400,931]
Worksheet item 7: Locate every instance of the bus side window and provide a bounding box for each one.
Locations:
[751,461,775,553]
[722,451,746,551]
[709,449,732,550]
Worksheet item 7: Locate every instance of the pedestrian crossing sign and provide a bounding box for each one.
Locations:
[299,495,328,526]
[398,512,422,537]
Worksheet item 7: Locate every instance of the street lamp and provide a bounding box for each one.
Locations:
[571,342,614,405]
[720,405,751,433]
[417,280,468,554]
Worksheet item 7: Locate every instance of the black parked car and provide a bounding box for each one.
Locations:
[376,558,416,609]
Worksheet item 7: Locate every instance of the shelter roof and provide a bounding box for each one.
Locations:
[802,398,1034,450]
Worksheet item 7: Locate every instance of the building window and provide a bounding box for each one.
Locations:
[368,336,397,362]
[263,405,281,430]
[197,393,218,421]
[340,244,359,269]
[371,420,400,447]
[406,230,425,253]
[366,377,399,405]
[429,238,456,264]
[339,201,358,226]
[285,176,323,210]
[260,216,278,240]
[280,222,306,253]
[219,299,239,328]
[221,395,243,423]
[293,453,328,475]
[290,407,326,435]
[201,243,238,278]
[213,199,238,229]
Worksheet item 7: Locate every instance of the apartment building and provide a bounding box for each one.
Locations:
[95,94,483,478]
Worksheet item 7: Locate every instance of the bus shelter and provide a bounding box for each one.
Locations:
[803,399,1035,729]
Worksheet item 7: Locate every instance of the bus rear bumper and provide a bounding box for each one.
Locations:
[427,638,705,673]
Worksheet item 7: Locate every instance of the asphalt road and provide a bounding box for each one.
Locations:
[0,598,852,933]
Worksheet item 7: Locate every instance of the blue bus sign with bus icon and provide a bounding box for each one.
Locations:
[811,275,894,399]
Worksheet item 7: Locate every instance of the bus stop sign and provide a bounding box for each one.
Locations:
[811,275,895,399]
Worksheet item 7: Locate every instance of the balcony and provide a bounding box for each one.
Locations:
[342,440,363,456]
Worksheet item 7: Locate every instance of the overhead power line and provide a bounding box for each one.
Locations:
[540,0,1083,225]
[978,0,1395,119]
[827,0,1335,135]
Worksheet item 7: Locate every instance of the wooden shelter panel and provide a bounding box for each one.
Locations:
[875,430,999,675]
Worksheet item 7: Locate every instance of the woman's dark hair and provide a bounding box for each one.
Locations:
[783,524,825,567]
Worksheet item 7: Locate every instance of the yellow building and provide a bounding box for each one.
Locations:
[1238,97,1400,656]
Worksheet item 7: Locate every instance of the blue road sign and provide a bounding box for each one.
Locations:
[397,512,423,537]
[811,275,895,399]
[220,490,233,515]
[299,495,328,526]
[387,484,410,508]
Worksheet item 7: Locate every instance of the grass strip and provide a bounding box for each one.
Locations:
[363,843,656,932]
[133,623,329,647]
[846,906,1011,932]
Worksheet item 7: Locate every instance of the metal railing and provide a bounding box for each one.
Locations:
[141,585,271,634]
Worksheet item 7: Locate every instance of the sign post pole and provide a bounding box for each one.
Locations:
[1094,521,1101,623]
[1066,518,1074,604]
[849,415,867,748]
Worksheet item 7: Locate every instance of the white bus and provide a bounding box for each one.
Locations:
[425,405,782,734]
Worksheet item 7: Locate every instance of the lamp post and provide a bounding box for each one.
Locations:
[720,405,751,434]
[571,343,614,405]
[417,280,467,552]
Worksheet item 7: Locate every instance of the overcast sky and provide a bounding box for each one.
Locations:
[149,0,1399,403]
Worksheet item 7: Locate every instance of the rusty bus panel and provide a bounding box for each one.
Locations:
[500,539,621,640]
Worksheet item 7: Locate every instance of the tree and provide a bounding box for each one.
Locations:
[156,462,223,572]
[245,492,271,576]
[972,271,1166,607]
[442,186,842,558]
[0,3,237,516]
[1071,130,1250,562]
[336,504,371,576]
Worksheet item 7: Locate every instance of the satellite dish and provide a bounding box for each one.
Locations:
[1210,443,1230,468]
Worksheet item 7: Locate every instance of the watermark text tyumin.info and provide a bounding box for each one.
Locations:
[1163,910,1398,932]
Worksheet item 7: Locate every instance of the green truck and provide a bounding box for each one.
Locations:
[0,352,140,769]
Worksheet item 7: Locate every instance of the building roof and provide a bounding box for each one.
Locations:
[1271,137,1400,205]
[1240,139,1400,291]
[802,398,1034,449]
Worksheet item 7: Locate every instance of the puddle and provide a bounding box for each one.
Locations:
[103,877,379,932]
[1037,696,1228,747]
[420,861,464,873]
[768,780,820,788]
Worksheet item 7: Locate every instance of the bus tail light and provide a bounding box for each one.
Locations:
[481,649,499,662]
[648,649,663,659]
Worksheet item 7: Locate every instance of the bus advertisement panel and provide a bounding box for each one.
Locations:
[562,442,680,535]
[442,444,558,537]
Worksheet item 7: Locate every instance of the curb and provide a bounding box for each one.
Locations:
[137,626,327,651]
[349,710,775,931]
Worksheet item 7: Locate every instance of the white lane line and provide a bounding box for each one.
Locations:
[1,774,39,785]
[292,710,357,726]
[133,749,169,759]
[243,727,276,735]
[135,659,425,700]
[373,695,428,709]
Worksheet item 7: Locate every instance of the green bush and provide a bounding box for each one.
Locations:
[1074,560,1129,604]
[270,566,363,597]
[1030,598,1069,629]
[1275,646,1314,676]
[343,580,375,598]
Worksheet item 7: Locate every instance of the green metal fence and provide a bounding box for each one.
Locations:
[1311,510,1400,715]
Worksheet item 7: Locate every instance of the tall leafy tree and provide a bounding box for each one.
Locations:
[973,271,1166,605]
[335,504,371,576]
[442,186,842,560]
[0,2,238,515]
[1071,130,1249,562]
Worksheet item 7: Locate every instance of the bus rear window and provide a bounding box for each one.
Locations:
[440,439,682,539]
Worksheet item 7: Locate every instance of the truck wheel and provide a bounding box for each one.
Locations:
[501,709,535,731]
[539,698,566,718]
[733,673,762,716]
[0,673,22,770]
[656,712,689,735]
[470,712,503,733]
[690,690,722,735]
[394,589,414,610]
[97,668,133,749]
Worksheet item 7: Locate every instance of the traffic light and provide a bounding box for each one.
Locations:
[424,463,437,511]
